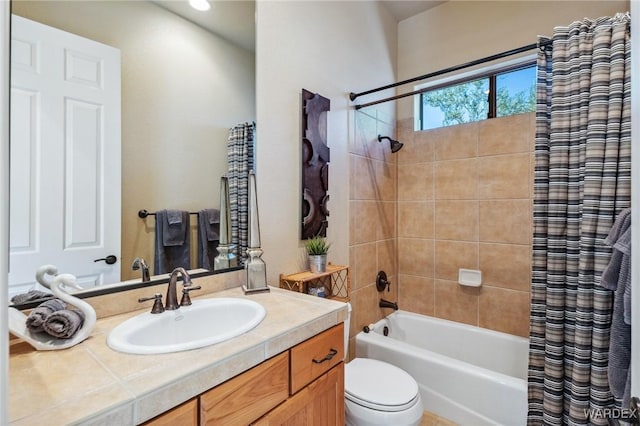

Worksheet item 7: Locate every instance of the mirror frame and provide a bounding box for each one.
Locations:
[11,265,244,310]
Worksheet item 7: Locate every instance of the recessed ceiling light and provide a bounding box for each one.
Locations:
[189,0,210,12]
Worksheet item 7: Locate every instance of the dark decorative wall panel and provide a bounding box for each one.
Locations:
[301,89,330,239]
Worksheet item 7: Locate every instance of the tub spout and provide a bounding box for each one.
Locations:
[379,298,398,310]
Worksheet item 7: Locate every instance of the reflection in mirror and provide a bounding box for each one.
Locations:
[213,176,237,270]
[8,0,255,305]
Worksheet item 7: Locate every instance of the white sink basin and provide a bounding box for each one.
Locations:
[107,298,266,354]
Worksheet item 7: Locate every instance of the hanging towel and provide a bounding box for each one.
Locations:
[613,223,632,326]
[602,207,632,325]
[26,298,67,333]
[197,209,220,270]
[163,209,188,246]
[42,309,85,339]
[600,207,632,409]
[154,209,191,274]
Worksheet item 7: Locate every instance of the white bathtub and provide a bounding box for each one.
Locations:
[355,311,529,426]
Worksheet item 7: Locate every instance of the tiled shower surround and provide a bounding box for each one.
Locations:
[348,111,534,348]
[349,110,398,354]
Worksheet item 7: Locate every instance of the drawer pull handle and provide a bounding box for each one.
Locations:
[312,348,338,364]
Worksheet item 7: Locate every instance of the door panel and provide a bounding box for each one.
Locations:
[8,88,37,252]
[64,98,101,248]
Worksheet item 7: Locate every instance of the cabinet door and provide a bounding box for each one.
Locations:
[143,398,198,426]
[200,352,289,425]
[254,363,344,426]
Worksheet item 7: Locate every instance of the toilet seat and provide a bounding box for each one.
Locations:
[345,358,420,413]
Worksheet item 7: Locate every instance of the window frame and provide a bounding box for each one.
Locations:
[414,54,537,131]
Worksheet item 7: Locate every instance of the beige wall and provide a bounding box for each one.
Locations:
[397,1,629,119]
[255,1,398,356]
[12,1,255,280]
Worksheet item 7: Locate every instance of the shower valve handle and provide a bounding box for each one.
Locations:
[376,270,390,292]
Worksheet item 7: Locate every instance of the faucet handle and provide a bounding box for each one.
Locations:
[180,285,202,307]
[376,271,391,292]
[138,293,165,314]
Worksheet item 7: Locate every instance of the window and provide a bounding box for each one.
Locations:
[419,63,536,131]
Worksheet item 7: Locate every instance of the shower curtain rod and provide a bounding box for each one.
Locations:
[350,40,551,110]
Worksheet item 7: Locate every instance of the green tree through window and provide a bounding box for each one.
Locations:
[420,65,535,130]
[496,70,536,117]
[422,79,489,127]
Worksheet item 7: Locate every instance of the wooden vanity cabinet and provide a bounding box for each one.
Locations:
[254,323,344,426]
[200,351,290,425]
[253,363,344,425]
[142,398,198,426]
[141,324,344,426]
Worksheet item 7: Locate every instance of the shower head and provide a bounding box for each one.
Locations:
[377,135,404,153]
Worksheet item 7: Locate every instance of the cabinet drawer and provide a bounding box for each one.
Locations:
[200,351,289,425]
[290,323,343,394]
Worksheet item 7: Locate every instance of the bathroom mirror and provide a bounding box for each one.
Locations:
[8,0,255,305]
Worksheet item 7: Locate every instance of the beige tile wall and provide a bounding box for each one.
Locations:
[395,113,535,337]
[348,110,398,356]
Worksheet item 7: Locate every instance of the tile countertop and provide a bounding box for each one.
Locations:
[9,286,349,425]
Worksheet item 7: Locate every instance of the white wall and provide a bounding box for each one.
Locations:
[1,0,9,422]
[255,0,397,282]
[397,0,629,119]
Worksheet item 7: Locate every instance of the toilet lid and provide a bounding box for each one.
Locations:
[345,358,419,412]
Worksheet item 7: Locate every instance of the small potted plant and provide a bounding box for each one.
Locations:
[305,235,331,273]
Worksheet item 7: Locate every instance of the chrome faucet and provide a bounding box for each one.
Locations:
[166,267,194,310]
[131,257,150,282]
[379,298,398,310]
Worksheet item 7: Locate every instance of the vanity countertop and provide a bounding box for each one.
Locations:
[8,286,348,425]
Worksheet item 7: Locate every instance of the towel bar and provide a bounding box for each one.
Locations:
[138,209,199,218]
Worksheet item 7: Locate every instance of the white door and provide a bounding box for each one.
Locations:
[9,16,121,295]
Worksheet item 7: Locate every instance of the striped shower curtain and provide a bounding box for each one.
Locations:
[227,122,255,260]
[527,14,631,425]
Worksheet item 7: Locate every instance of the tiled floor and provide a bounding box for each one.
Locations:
[421,411,458,426]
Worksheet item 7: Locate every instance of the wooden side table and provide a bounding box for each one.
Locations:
[279,264,350,302]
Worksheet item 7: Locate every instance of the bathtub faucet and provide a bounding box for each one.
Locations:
[379,298,398,310]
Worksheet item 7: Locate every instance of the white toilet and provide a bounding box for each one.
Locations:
[343,304,424,426]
